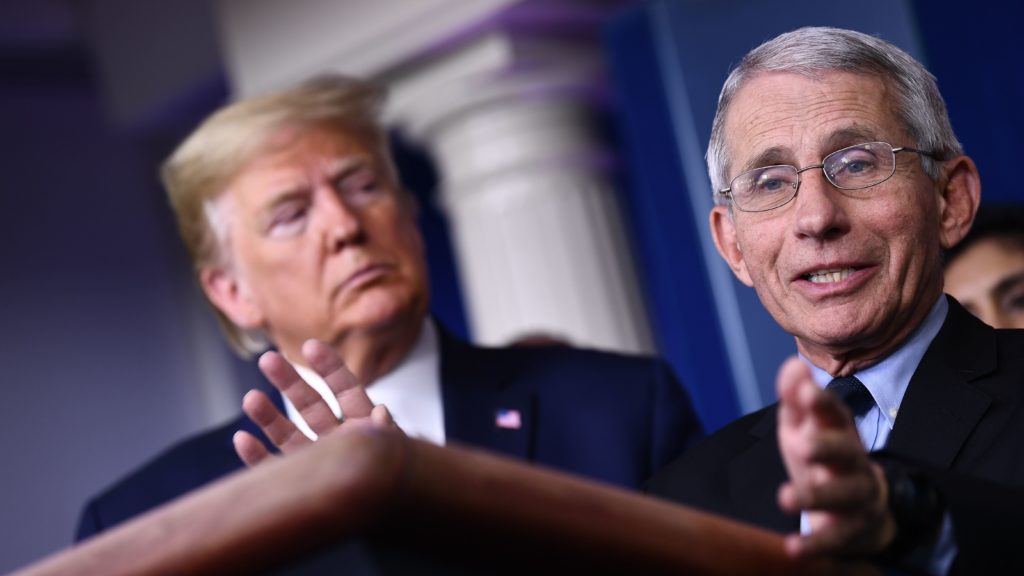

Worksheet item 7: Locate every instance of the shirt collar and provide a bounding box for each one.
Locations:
[806,295,948,429]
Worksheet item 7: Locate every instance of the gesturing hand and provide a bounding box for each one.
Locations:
[775,357,896,558]
[232,339,397,467]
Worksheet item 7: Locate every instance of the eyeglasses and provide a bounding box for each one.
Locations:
[716,141,937,213]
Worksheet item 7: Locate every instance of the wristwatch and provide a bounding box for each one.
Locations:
[876,458,946,560]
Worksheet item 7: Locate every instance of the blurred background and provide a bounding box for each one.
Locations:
[1,0,1021,571]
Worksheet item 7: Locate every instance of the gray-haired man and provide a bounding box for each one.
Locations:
[649,27,1024,574]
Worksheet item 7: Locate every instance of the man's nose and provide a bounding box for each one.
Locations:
[792,169,850,241]
[319,191,362,250]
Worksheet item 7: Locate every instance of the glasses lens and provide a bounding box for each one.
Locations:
[731,165,799,211]
[823,142,896,190]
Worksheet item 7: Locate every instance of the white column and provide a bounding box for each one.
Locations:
[390,32,652,353]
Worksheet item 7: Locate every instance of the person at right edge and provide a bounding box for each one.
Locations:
[944,202,1024,329]
[645,27,1024,574]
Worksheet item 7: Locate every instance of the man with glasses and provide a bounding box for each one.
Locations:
[648,27,1024,573]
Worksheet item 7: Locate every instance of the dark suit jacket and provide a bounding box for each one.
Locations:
[647,296,1024,573]
[77,330,702,540]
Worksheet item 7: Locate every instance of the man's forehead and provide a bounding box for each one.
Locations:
[235,130,377,189]
[723,71,897,168]
[228,153,370,205]
[742,126,887,169]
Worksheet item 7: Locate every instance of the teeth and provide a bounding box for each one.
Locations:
[805,268,855,284]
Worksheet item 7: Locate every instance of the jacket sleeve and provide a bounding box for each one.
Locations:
[75,499,103,542]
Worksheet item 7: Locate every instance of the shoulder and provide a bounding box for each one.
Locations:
[443,340,701,439]
[647,405,775,501]
[993,327,1024,379]
[932,298,1024,393]
[78,415,247,539]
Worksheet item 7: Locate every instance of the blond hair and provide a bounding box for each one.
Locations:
[161,75,390,356]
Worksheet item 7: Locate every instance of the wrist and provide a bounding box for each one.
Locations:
[875,459,945,560]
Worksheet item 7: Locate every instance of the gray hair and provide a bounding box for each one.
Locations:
[707,26,962,202]
[161,74,393,357]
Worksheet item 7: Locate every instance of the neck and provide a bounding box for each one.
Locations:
[337,318,424,385]
[797,290,942,377]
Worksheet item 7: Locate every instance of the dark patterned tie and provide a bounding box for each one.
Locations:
[826,376,875,418]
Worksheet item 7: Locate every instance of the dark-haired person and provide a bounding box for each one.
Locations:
[944,203,1024,329]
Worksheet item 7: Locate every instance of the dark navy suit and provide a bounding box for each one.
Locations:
[78,330,702,540]
[648,297,1024,574]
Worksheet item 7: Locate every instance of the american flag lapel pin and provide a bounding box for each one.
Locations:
[494,408,522,430]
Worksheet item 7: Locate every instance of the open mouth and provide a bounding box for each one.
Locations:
[802,267,857,284]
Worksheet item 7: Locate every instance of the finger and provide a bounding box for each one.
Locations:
[784,514,881,558]
[259,350,340,436]
[785,522,852,558]
[370,404,397,430]
[808,384,856,429]
[787,469,883,513]
[777,357,812,429]
[778,357,855,432]
[233,430,273,468]
[789,532,835,558]
[778,357,827,487]
[784,532,817,558]
[242,388,311,453]
[778,481,800,514]
[804,429,866,470]
[781,424,857,467]
[302,339,375,420]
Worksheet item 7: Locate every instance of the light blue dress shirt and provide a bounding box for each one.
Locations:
[805,295,947,450]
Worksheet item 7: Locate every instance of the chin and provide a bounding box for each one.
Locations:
[808,313,885,348]
[344,291,421,334]
[787,307,869,345]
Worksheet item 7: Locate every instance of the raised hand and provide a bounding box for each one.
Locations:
[232,339,397,467]
[775,357,895,558]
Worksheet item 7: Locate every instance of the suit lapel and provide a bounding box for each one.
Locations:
[721,298,1000,532]
[438,328,536,460]
[886,296,997,469]
[729,408,796,532]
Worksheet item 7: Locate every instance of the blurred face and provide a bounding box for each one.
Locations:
[945,237,1024,329]
[710,72,972,371]
[203,125,429,359]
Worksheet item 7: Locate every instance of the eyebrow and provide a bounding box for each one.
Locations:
[741,146,791,173]
[739,126,885,174]
[324,155,373,182]
[822,127,882,151]
[993,271,1024,299]
[263,155,372,206]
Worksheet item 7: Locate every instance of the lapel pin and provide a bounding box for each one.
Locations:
[494,408,522,430]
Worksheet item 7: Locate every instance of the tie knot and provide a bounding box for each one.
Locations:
[826,376,874,417]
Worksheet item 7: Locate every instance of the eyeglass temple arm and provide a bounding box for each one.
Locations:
[893,146,938,160]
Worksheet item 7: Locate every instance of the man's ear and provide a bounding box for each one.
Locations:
[936,155,981,250]
[199,265,264,330]
[710,206,754,287]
